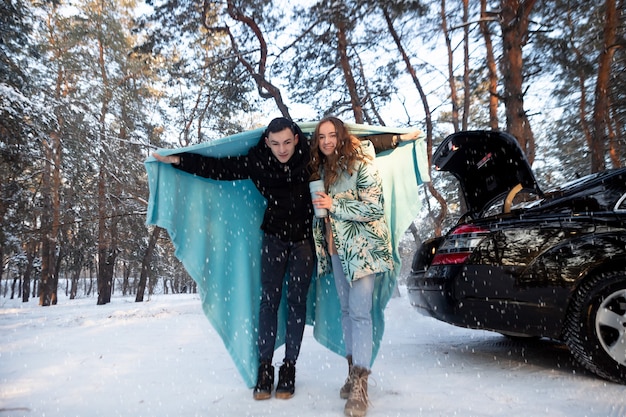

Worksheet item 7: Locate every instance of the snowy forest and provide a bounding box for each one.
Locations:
[1,0,624,306]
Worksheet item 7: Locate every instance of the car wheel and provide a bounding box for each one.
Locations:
[565,270,626,384]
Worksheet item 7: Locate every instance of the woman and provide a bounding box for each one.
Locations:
[309,116,393,417]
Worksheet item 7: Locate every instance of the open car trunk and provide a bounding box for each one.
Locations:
[433,130,542,218]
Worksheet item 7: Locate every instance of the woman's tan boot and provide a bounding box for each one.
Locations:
[344,366,370,417]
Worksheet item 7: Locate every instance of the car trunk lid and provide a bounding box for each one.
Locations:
[433,130,542,217]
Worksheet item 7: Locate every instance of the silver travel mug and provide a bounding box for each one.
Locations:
[309,180,327,218]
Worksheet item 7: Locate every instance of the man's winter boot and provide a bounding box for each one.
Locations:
[339,355,353,399]
[344,366,371,417]
[275,359,296,399]
[253,361,274,400]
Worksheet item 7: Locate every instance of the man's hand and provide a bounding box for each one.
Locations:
[152,152,181,165]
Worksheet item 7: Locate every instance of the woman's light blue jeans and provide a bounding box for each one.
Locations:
[331,255,374,370]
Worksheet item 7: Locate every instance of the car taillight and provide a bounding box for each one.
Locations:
[431,225,489,265]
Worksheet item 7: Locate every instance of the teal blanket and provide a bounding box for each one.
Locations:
[145,122,430,388]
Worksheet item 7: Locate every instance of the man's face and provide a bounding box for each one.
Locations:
[317,121,338,156]
[265,128,299,163]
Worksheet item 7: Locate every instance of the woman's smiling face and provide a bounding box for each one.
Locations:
[317,121,338,157]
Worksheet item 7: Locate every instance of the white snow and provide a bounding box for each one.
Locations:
[2,289,625,417]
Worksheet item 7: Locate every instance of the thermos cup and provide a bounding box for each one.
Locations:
[309,180,327,218]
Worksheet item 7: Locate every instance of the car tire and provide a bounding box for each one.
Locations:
[565,270,626,384]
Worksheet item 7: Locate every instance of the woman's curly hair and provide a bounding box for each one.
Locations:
[309,116,371,190]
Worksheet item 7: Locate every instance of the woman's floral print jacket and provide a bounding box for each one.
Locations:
[312,141,393,282]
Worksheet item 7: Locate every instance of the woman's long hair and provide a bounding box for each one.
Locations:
[309,116,370,189]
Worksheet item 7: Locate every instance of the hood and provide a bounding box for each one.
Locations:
[433,130,542,217]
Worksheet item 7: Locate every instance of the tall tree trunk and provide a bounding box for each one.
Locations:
[95,27,116,305]
[0,224,4,292]
[136,226,161,302]
[69,259,81,300]
[499,0,537,164]
[98,213,118,304]
[40,7,66,306]
[122,261,130,296]
[40,138,55,306]
[479,0,499,129]
[591,0,617,172]
[22,241,35,302]
[32,277,37,298]
[87,267,94,296]
[462,0,470,130]
[99,212,119,304]
[52,241,63,304]
[49,130,62,305]
[608,106,623,168]
[98,247,117,304]
[441,0,460,131]
[97,157,110,305]
[10,273,18,299]
[336,16,363,123]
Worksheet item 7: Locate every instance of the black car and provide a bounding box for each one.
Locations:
[407,130,626,384]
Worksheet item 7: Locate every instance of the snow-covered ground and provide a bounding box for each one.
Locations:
[1,288,625,417]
